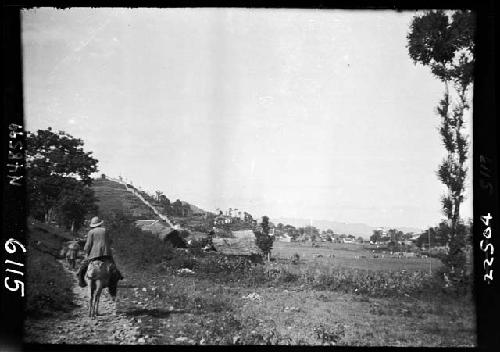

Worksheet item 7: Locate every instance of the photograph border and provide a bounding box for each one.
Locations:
[2,1,498,350]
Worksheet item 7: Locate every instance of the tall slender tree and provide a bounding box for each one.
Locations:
[407,10,474,274]
[255,216,273,261]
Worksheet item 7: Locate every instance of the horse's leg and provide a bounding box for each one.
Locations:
[89,280,96,318]
[95,281,103,316]
[88,280,92,317]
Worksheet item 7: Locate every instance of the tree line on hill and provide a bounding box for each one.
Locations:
[369,221,472,254]
[274,223,364,243]
[127,188,201,218]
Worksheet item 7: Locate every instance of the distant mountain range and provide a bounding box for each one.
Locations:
[271,217,422,239]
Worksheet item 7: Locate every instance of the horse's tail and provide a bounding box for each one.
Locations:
[108,269,121,298]
[108,280,117,297]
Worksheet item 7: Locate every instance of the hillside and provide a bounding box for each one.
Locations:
[92,178,158,220]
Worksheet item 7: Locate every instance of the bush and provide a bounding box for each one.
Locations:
[26,248,75,318]
[290,253,300,265]
[314,323,346,345]
[279,271,299,283]
[111,220,176,270]
[168,255,197,270]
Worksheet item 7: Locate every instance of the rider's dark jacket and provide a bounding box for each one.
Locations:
[84,226,113,260]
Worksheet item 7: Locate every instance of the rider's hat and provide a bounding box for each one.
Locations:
[90,216,104,228]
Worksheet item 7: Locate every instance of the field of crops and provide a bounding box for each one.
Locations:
[272,241,443,272]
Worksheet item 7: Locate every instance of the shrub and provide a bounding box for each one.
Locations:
[111,220,177,270]
[279,271,299,283]
[290,253,300,264]
[314,323,346,345]
[25,247,75,318]
[168,255,197,270]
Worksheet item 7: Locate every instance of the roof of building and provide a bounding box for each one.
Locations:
[135,220,158,226]
[212,238,262,256]
[186,231,209,242]
[232,230,256,239]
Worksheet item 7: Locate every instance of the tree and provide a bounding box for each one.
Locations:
[388,241,398,252]
[415,222,449,249]
[387,229,404,242]
[158,194,171,214]
[255,216,273,261]
[402,232,414,241]
[155,190,164,202]
[370,229,383,243]
[27,128,98,185]
[407,10,474,274]
[55,178,98,232]
[26,128,98,230]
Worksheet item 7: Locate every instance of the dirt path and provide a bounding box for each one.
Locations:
[24,260,142,345]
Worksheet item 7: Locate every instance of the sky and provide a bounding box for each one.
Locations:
[22,8,473,230]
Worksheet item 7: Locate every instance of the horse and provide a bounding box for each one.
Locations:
[85,259,121,318]
[60,241,81,270]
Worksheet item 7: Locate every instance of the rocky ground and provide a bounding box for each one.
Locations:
[24,260,142,345]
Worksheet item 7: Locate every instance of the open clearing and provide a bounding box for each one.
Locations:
[272,241,443,272]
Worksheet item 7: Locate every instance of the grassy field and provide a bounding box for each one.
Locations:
[272,241,443,272]
[110,221,476,346]
[24,215,476,346]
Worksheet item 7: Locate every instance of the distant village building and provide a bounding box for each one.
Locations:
[212,237,263,261]
[214,214,231,225]
[232,230,255,239]
[214,208,254,225]
[279,233,292,242]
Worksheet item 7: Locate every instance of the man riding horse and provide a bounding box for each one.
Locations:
[77,216,123,288]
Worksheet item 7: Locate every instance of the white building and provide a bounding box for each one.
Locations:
[279,234,292,242]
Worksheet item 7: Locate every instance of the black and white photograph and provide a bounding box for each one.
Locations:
[2,5,495,348]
